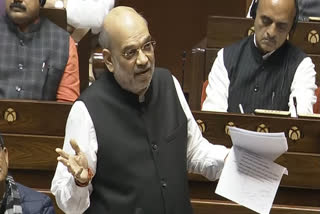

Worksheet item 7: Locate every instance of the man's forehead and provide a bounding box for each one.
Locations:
[258,0,295,20]
[258,0,295,13]
[109,21,150,48]
[121,34,151,49]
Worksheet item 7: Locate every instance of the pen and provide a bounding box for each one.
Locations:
[272,91,275,106]
[239,104,244,114]
[41,62,45,72]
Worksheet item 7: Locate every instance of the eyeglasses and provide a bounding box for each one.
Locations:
[122,40,156,60]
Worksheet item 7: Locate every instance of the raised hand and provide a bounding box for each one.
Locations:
[56,139,91,184]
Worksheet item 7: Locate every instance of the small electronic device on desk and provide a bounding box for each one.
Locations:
[254,109,291,117]
[309,17,320,22]
[297,113,320,119]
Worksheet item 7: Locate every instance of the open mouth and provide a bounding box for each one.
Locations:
[136,68,150,75]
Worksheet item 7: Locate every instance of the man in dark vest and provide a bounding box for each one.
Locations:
[203,0,317,116]
[51,6,229,214]
[0,0,80,102]
[0,134,55,214]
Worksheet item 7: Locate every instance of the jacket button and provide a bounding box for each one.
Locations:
[161,181,167,188]
[18,63,23,71]
[254,86,259,92]
[152,144,158,151]
[15,86,21,92]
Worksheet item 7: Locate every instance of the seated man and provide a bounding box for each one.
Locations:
[0,134,55,213]
[51,6,229,213]
[248,0,320,21]
[202,0,317,115]
[0,0,80,102]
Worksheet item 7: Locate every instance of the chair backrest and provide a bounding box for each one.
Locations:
[77,31,91,92]
[39,8,67,30]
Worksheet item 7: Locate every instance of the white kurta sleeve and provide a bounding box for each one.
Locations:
[247,0,255,18]
[289,57,317,117]
[202,49,230,112]
[51,101,98,214]
[172,76,229,181]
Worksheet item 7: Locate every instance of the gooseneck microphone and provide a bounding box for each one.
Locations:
[181,51,187,90]
[293,96,298,117]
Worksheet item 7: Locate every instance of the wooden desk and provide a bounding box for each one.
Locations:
[190,111,320,213]
[2,100,319,213]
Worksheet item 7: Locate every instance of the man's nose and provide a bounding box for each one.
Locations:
[136,49,148,66]
[266,23,277,38]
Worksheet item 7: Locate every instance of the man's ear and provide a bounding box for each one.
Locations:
[102,49,114,73]
[3,148,8,167]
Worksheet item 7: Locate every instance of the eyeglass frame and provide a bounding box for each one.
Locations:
[121,40,156,61]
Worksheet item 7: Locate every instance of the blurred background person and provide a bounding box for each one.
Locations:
[0,134,55,214]
[0,0,80,101]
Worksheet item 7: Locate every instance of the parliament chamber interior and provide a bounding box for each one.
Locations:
[1,0,320,213]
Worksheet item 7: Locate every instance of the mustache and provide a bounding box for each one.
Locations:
[263,37,276,44]
[10,2,26,11]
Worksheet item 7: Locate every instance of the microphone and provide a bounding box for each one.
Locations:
[181,51,186,90]
[181,51,189,101]
[293,96,298,117]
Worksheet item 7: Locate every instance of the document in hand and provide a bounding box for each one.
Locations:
[215,127,288,214]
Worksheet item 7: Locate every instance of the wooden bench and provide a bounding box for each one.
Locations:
[187,16,320,110]
[189,111,320,213]
[0,100,71,214]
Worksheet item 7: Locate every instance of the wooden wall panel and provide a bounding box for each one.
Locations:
[118,0,249,86]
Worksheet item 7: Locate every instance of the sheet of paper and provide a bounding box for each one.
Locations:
[216,147,287,214]
[228,126,287,161]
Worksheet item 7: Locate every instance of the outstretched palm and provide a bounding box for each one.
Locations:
[56,139,90,184]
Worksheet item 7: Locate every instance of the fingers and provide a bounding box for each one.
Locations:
[70,139,81,155]
[57,156,69,167]
[75,167,83,179]
[56,148,70,159]
[57,156,84,178]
